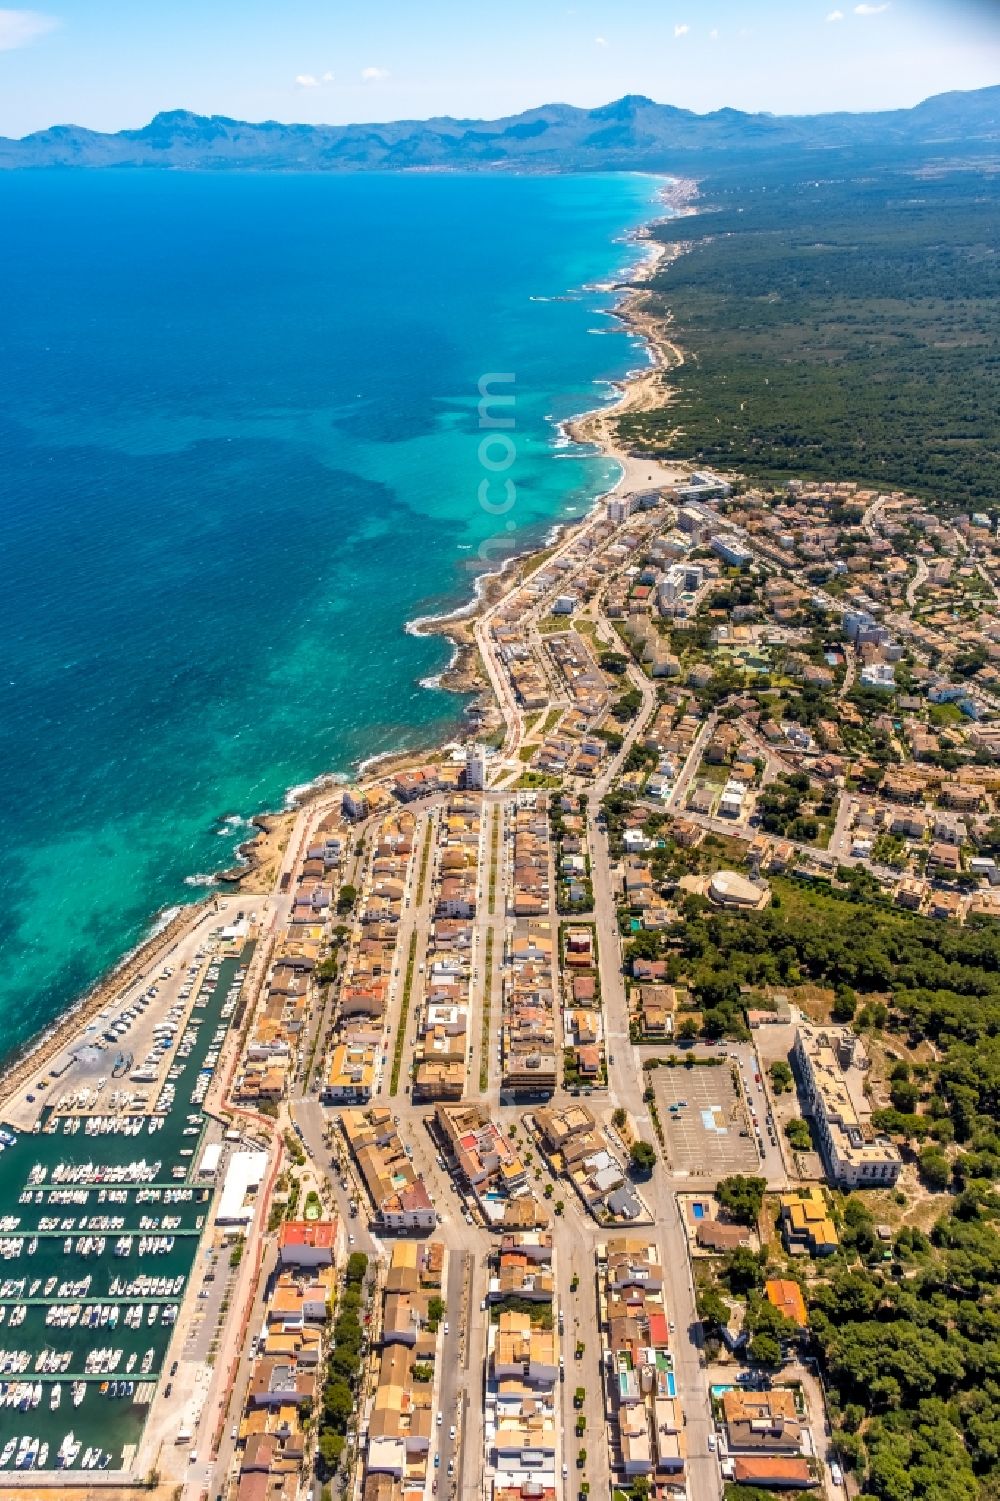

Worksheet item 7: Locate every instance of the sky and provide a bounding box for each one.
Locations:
[0,0,997,138]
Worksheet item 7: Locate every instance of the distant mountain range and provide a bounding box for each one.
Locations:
[2,85,998,172]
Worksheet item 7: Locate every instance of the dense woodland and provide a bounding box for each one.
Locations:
[672,881,1000,1501]
[619,165,1000,509]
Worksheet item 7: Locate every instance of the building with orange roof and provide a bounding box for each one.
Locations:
[278,1219,340,1269]
[732,1456,816,1487]
[765,1278,808,1328]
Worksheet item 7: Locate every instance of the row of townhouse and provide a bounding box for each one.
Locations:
[551,794,592,912]
[533,1101,644,1222]
[324,808,418,1105]
[483,1233,563,1499]
[413,794,484,1100]
[620,853,672,932]
[361,1240,447,1501]
[435,1101,547,1233]
[530,706,607,781]
[639,702,705,801]
[501,793,559,1093]
[504,921,558,1095]
[233,1219,343,1501]
[596,1237,685,1483]
[493,621,549,709]
[391,762,466,804]
[561,924,607,1087]
[850,799,972,844]
[545,629,612,722]
[340,1106,437,1231]
[510,795,550,911]
[412,914,472,1102]
[234,812,349,1106]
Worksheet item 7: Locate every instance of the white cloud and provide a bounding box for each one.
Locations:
[673,22,690,37]
[594,35,607,47]
[709,27,719,39]
[826,9,844,19]
[361,66,389,83]
[0,8,58,50]
[854,2,889,12]
[296,69,334,88]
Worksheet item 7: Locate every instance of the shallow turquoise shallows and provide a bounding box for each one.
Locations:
[0,168,661,1059]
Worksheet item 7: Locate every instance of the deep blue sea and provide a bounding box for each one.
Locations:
[0,169,659,1058]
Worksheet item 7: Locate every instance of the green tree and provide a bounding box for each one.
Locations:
[769,1060,794,1094]
[724,1246,765,1295]
[833,985,858,1023]
[323,1379,355,1432]
[918,1147,951,1191]
[317,1432,346,1476]
[749,1332,783,1367]
[697,1287,731,1328]
[630,1140,658,1175]
[890,1077,920,1113]
[717,1174,767,1226]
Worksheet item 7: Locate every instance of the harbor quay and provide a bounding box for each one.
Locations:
[0,899,264,1480]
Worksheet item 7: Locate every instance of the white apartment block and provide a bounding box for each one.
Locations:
[793,1024,901,1189]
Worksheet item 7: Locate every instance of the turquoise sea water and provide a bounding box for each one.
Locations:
[0,169,659,1059]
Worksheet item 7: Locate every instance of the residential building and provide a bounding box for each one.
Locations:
[323,1042,376,1104]
[779,1188,838,1257]
[765,1279,808,1329]
[722,1389,803,1453]
[792,1025,902,1189]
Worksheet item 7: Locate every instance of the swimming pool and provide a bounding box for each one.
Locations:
[692,1202,706,1220]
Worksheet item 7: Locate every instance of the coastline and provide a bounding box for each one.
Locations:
[0,899,207,1110]
[412,173,700,709]
[0,176,696,1098]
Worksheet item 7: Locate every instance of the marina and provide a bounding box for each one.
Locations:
[0,920,256,1472]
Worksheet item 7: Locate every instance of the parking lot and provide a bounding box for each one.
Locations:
[651,1063,761,1178]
